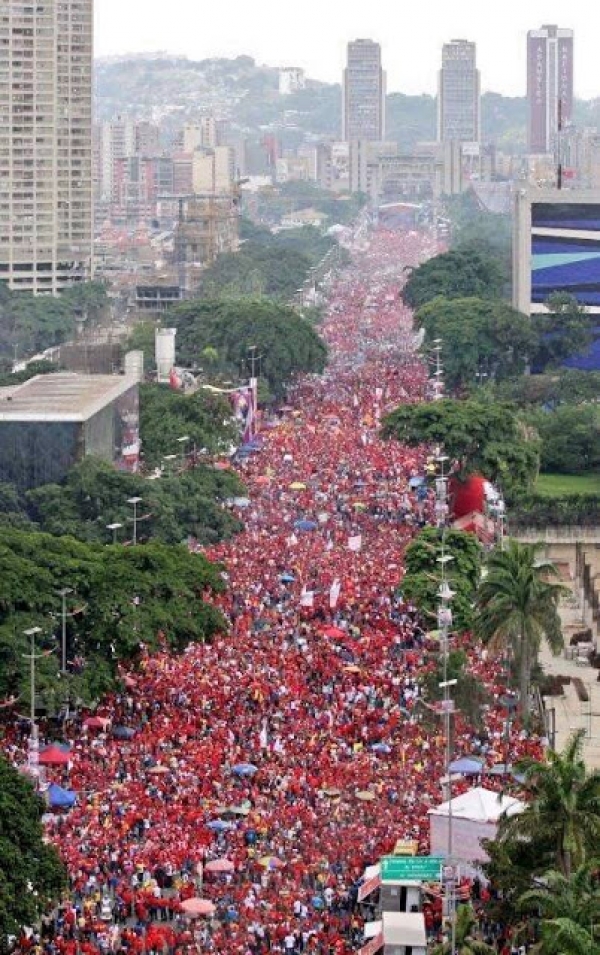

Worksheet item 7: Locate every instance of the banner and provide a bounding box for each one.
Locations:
[329,579,342,610]
[232,381,258,444]
[358,934,383,955]
[348,534,362,552]
[300,588,314,608]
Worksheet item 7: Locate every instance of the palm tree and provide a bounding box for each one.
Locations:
[474,540,566,719]
[432,904,496,955]
[518,861,600,954]
[498,730,600,878]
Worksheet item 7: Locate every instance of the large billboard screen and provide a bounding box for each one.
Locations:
[531,202,600,309]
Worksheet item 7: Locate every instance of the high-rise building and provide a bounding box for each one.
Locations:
[0,1,93,294]
[437,40,480,145]
[342,39,386,142]
[527,25,574,155]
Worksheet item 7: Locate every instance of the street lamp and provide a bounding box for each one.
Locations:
[177,434,190,465]
[106,522,123,545]
[163,453,177,476]
[439,675,458,955]
[56,587,73,674]
[23,627,43,779]
[127,497,142,546]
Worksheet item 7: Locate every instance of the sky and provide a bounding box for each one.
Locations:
[95,0,600,99]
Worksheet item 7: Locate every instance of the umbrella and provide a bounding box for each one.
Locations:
[225,805,250,816]
[323,788,341,798]
[47,783,76,809]
[83,716,110,731]
[232,763,258,777]
[289,482,306,491]
[255,475,270,486]
[409,476,425,489]
[205,859,235,874]
[294,519,317,532]
[355,791,376,802]
[233,497,251,508]
[113,726,136,739]
[148,765,170,775]
[280,573,295,583]
[352,502,367,510]
[39,745,70,766]
[258,856,284,869]
[449,757,484,775]
[370,743,391,754]
[180,898,215,917]
[213,461,231,471]
[322,626,346,639]
[206,820,232,832]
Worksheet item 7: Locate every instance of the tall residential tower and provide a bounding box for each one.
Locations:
[437,39,480,144]
[0,1,93,294]
[342,39,386,143]
[527,25,574,155]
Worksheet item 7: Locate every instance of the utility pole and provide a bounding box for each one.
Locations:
[23,627,43,780]
[127,496,143,546]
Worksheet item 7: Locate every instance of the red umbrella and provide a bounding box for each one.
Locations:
[321,626,346,639]
[39,745,70,766]
[204,858,235,874]
[83,716,110,731]
[180,898,215,917]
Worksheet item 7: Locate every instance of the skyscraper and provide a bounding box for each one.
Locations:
[437,40,480,144]
[0,1,93,294]
[527,25,574,155]
[342,39,386,143]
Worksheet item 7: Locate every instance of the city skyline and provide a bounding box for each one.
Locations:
[95,0,600,98]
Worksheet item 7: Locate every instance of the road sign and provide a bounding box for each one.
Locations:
[381,855,443,882]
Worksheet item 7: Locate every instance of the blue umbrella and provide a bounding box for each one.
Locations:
[280,572,295,583]
[113,726,136,739]
[370,743,391,754]
[409,476,425,488]
[47,783,76,809]
[294,519,317,532]
[232,763,258,777]
[207,820,232,832]
[312,896,324,909]
[449,756,484,775]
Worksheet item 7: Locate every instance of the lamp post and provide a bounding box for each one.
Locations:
[127,497,142,545]
[56,587,73,674]
[23,627,43,780]
[107,522,123,545]
[163,453,177,476]
[177,434,190,465]
[439,674,458,955]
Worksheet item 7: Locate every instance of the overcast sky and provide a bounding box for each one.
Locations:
[95,0,600,98]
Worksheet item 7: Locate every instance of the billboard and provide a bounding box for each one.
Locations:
[528,35,547,153]
[531,202,600,309]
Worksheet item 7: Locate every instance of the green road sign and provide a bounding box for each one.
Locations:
[381,855,443,882]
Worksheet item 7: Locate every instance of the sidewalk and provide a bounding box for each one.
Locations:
[539,578,600,769]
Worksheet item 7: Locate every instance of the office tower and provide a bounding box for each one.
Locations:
[0,1,93,294]
[437,40,480,144]
[342,39,386,142]
[527,25,574,154]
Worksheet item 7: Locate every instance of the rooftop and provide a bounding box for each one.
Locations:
[0,373,138,423]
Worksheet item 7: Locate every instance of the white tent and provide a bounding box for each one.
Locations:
[429,786,524,863]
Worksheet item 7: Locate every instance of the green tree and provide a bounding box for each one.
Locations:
[499,730,600,878]
[125,320,159,372]
[417,296,537,390]
[518,862,600,955]
[532,293,594,370]
[0,758,66,949]
[527,405,600,475]
[381,399,539,499]
[172,298,327,398]
[402,249,505,310]
[474,541,566,719]
[432,904,496,955]
[402,527,482,632]
[422,649,489,728]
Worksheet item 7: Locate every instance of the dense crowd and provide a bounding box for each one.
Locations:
[7,228,543,955]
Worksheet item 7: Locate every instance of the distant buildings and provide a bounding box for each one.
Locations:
[527,25,574,155]
[0,0,94,294]
[279,68,306,96]
[437,39,480,145]
[342,39,386,143]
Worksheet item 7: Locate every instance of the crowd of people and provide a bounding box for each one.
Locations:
[6,228,544,955]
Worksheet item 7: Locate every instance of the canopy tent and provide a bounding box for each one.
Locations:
[448,756,484,775]
[46,783,76,809]
[429,786,524,863]
[38,745,70,766]
[383,911,427,951]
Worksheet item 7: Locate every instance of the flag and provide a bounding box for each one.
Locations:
[300,588,314,608]
[348,534,362,552]
[329,579,342,610]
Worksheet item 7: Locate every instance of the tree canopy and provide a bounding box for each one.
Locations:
[527,404,600,476]
[381,399,539,499]
[0,527,226,704]
[402,526,481,632]
[531,293,594,371]
[417,296,537,390]
[0,758,66,948]
[172,298,327,398]
[402,249,505,311]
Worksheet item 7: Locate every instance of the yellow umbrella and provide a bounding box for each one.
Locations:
[258,855,284,868]
[352,502,367,510]
[323,788,342,797]
[289,482,307,490]
[355,790,376,802]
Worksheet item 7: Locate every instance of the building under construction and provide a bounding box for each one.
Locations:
[173,192,241,293]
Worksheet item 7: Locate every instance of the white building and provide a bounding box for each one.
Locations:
[0,0,94,294]
[192,147,236,194]
[279,67,306,95]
